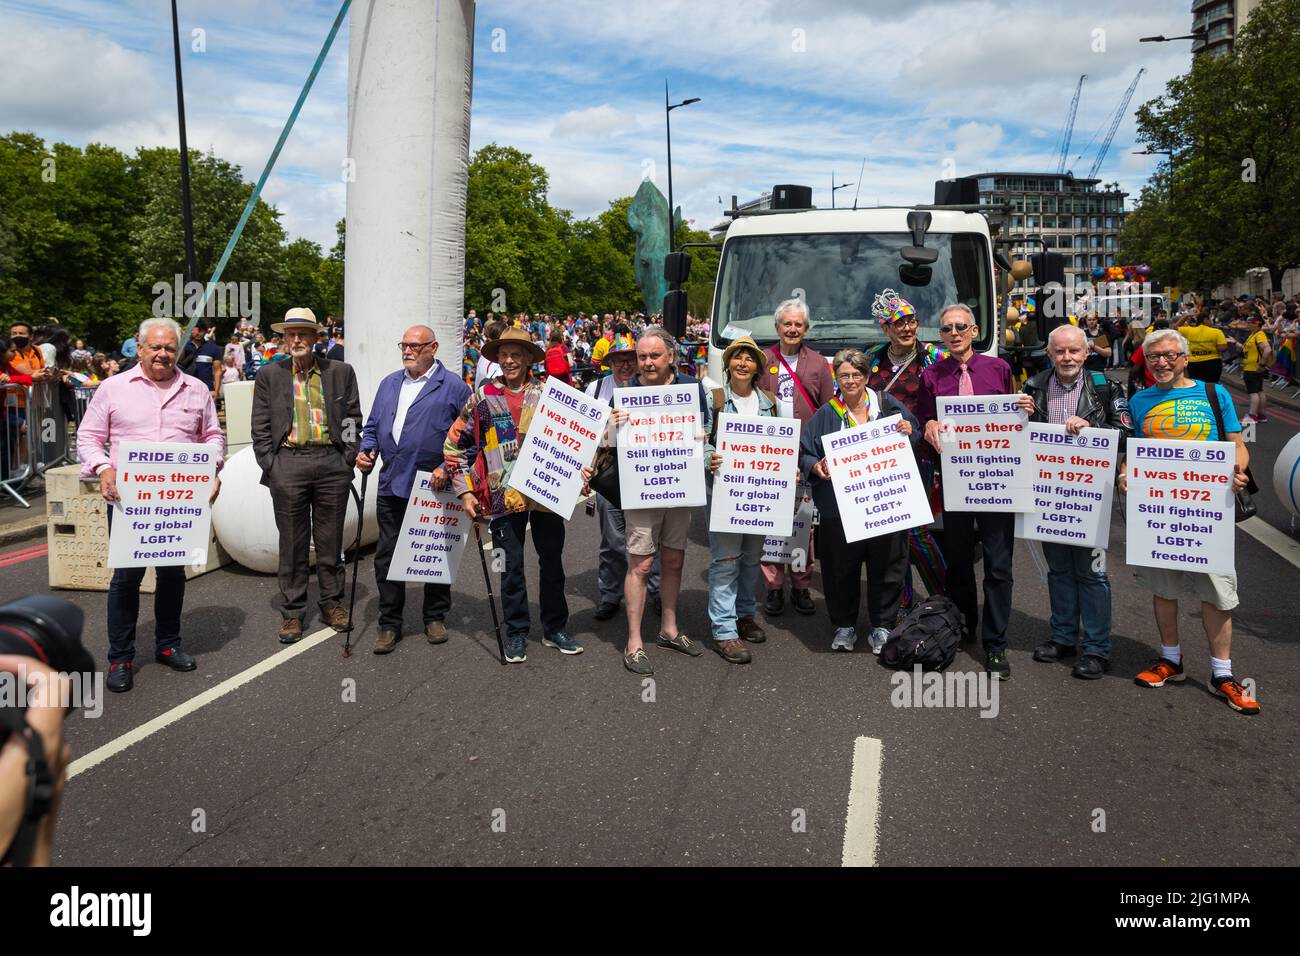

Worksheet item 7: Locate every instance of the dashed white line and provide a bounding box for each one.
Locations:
[842,735,884,867]
[67,626,337,779]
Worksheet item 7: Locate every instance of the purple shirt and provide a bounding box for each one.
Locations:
[916,353,1015,425]
[77,363,224,477]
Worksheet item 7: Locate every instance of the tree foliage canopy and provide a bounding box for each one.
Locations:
[1119,0,1300,291]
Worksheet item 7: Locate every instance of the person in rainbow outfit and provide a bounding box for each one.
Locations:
[864,290,948,612]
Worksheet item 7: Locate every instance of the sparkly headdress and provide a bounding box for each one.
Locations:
[871,288,916,327]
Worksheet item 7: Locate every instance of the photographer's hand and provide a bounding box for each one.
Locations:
[0,657,70,867]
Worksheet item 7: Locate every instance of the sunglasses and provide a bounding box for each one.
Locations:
[939,323,973,334]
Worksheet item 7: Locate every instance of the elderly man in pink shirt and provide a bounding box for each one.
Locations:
[77,318,223,693]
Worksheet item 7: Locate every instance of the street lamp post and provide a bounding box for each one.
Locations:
[1139,30,1210,297]
[831,172,854,209]
[1133,148,1174,203]
[665,81,700,248]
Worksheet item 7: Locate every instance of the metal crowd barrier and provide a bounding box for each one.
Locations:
[0,379,86,508]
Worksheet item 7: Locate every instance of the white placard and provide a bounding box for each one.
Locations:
[824,414,932,543]
[386,475,472,583]
[1125,438,1236,575]
[1015,425,1119,550]
[763,484,815,565]
[615,383,706,509]
[506,376,609,519]
[936,395,1033,512]
[709,413,799,536]
[107,441,217,568]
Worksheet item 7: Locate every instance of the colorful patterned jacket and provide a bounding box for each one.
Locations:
[444,376,546,517]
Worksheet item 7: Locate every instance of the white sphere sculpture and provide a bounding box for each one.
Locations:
[1272,431,1300,518]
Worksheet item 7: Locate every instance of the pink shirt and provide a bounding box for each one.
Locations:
[77,363,224,477]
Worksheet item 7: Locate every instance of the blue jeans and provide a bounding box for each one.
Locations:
[1042,541,1111,659]
[707,530,763,640]
[490,510,568,639]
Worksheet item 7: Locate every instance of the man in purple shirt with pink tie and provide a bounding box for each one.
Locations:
[77,318,224,693]
[917,303,1033,681]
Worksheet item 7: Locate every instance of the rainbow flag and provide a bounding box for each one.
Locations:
[1271,337,1298,384]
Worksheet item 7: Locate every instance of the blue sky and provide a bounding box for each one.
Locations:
[0,0,1197,249]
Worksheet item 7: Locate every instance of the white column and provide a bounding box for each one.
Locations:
[346,0,475,410]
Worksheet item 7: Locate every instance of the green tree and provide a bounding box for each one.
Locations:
[131,147,287,334]
[314,218,345,321]
[464,144,567,314]
[1121,0,1300,292]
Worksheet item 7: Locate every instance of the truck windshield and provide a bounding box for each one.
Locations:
[711,232,992,356]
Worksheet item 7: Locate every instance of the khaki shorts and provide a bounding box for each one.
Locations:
[625,506,692,555]
[1134,565,1238,611]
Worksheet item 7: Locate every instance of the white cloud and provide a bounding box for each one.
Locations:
[550,104,639,141]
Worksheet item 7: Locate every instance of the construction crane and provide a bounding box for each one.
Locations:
[1085,68,1146,179]
[1054,74,1086,174]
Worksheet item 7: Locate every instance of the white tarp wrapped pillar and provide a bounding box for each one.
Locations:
[346,0,475,410]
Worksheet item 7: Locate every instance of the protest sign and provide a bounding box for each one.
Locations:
[709,413,799,535]
[824,414,931,543]
[615,383,706,509]
[1015,424,1119,550]
[936,395,1032,512]
[506,376,609,519]
[763,484,815,567]
[386,475,472,584]
[1125,438,1236,575]
[107,441,217,569]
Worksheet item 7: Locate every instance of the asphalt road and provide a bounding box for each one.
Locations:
[2,379,1297,867]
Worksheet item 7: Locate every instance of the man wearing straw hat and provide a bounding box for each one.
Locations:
[252,307,363,643]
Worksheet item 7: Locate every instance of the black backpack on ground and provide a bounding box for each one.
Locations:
[878,595,965,672]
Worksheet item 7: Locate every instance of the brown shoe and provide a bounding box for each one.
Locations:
[322,605,350,630]
[278,618,303,644]
[738,616,766,644]
[425,621,448,644]
[373,630,400,654]
[715,638,752,664]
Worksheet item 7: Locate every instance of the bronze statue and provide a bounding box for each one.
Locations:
[627,178,679,317]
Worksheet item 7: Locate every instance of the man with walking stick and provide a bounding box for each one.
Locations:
[356,325,470,654]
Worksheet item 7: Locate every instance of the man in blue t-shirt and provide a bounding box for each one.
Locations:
[178,320,223,396]
[1118,328,1257,716]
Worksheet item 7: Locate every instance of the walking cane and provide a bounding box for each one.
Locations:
[341,470,368,657]
[472,518,507,665]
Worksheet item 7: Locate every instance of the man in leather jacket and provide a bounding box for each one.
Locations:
[1023,324,1132,680]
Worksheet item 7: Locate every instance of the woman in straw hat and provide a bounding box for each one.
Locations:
[706,335,781,664]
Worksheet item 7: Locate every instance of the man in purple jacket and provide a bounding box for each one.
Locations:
[356,325,471,654]
[917,303,1034,681]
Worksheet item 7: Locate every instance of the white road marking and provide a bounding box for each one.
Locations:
[842,735,884,867]
[1239,517,1300,571]
[67,626,338,779]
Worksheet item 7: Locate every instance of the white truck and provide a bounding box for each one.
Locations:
[666,187,1009,389]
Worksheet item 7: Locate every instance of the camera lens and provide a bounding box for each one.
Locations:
[0,596,94,682]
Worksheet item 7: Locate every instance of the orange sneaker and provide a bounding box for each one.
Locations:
[1211,676,1260,715]
[1134,657,1185,687]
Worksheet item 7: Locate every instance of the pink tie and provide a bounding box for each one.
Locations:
[958,362,974,396]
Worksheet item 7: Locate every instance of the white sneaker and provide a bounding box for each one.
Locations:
[868,627,891,655]
[831,627,857,652]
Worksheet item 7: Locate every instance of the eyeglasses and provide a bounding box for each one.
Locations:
[891,318,920,329]
[1147,351,1186,365]
[939,323,973,334]
[837,372,865,383]
[399,341,434,352]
